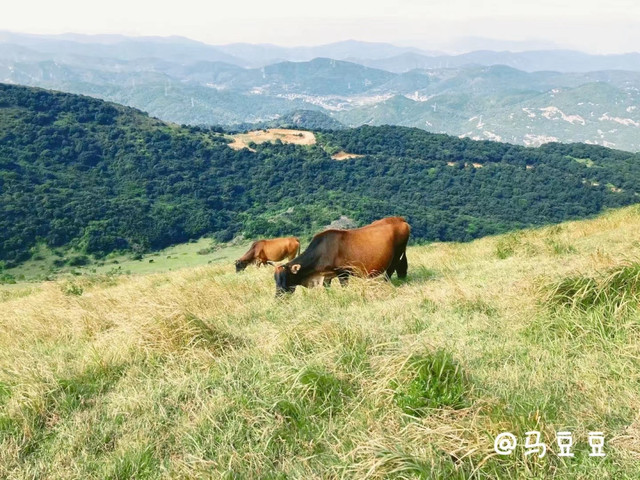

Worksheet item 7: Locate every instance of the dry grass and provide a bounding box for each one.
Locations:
[2,207,640,477]
[227,128,316,150]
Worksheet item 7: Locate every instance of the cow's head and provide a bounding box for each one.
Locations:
[235,259,248,273]
[274,263,301,296]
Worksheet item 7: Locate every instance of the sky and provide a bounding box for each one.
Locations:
[2,0,640,53]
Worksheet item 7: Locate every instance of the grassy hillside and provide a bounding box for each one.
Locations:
[2,207,640,478]
[1,238,252,283]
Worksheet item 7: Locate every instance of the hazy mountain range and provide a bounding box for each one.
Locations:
[1,31,640,151]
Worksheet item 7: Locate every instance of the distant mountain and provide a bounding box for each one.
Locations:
[0,33,439,68]
[2,32,640,151]
[231,110,345,132]
[215,40,441,67]
[0,31,249,66]
[332,67,640,151]
[445,36,564,53]
[358,50,640,74]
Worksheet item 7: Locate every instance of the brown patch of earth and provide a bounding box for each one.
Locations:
[228,128,316,150]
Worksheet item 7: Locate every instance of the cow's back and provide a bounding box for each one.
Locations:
[262,237,299,262]
[329,224,397,276]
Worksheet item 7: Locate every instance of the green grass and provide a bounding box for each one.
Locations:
[4,239,251,282]
[393,350,471,415]
[2,207,640,478]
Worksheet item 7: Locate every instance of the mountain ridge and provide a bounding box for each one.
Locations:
[3,50,640,150]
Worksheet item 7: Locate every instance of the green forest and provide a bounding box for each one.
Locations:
[1,84,639,266]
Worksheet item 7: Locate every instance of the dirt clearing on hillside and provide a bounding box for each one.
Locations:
[331,151,365,160]
[228,129,316,150]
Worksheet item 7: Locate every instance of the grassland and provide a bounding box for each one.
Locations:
[2,208,640,478]
[3,239,251,283]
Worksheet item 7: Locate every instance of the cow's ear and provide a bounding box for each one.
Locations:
[290,264,301,274]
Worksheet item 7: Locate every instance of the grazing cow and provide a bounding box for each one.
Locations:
[235,237,300,272]
[274,217,410,295]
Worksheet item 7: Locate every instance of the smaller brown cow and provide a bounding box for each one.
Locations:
[235,237,300,272]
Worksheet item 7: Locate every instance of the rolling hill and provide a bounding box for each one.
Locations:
[2,84,640,270]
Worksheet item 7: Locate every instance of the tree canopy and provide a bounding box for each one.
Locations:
[1,84,639,265]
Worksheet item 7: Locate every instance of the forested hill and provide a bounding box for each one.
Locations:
[2,83,640,265]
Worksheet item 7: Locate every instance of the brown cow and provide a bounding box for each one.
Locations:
[274,217,410,295]
[235,237,300,272]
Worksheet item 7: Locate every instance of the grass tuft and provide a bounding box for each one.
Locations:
[544,260,640,313]
[106,444,158,480]
[495,232,522,259]
[151,312,246,353]
[393,350,471,416]
[453,297,498,317]
[295,366,354,416]
[0,382,10,407]
[61,281,84,296]
[545,238,577,256]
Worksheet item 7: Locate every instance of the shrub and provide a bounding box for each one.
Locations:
[393,350,470,416]
[0,273,17,284]
[68,255,90,267]
[52,258,67,268]
[62,281,83,296]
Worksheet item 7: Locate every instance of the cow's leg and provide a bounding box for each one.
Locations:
[385,248,403,279]
[396,251,408,279]
[336,269,350,287]
[385,262,396,279]
[257,251,269,268]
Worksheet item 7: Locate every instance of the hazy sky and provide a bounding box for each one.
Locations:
[2,0,640,53]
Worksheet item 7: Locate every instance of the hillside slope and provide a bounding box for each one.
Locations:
[2,207,639,477]
[3,84,640,266]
